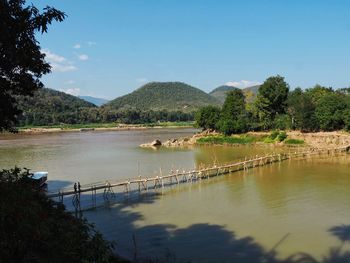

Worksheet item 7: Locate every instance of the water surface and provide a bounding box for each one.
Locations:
[1,129,349,262]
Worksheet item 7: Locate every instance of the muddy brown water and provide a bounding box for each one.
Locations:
[1,128,349,262]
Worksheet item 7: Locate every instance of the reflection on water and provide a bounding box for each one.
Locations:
[1,129,350,262]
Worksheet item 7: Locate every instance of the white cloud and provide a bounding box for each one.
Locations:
[136,78,148,84]
[225,80,261,88]
[42,49,66,63]
[78,54,89,61]
[42,48,78,72]
[51,63,77,73]
[73,44,81,49]
[60,88,80,96]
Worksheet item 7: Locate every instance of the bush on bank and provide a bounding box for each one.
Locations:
[0,168,126,263]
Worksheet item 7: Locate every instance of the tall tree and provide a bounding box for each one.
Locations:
[254,75,289,129]
[287,88,319,131]
[0,0,65,132]
[217,89,247,135]
[315,92,346,131]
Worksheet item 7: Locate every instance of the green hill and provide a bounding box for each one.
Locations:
[17,88,96,126]
[209,85,260,103]
[106,82,220,112]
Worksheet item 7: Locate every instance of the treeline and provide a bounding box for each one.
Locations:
[97,107,194,124]
[196,75,350,134]
[18,106,194,126]
[17,88,194,126]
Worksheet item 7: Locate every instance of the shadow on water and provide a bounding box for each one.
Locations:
[329,225,350,244]
[52,180,350,263]
[89,207,350,262]
[53,177,350,263]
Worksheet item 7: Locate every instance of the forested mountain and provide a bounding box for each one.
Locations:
[106,82,220,112]
[209,85,260,103]
[17,88,97,126]
[15,86,196,126]
[78,96,109,106]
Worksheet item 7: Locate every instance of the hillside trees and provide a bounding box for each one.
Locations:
[0,0,65,132]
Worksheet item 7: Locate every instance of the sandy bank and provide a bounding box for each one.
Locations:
[18,125,194,134]
[140,130,350,149]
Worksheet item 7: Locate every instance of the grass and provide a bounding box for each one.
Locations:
[196,135,256,145]
[284,138,305,145]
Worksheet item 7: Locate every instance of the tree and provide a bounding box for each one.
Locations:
[0,168,122,262]
[254,75,289,129]
[305,84,333,105]
[217,89,247,135]
[287,88,319,132]
[195,105,221,130]
[0,0,65,132]
[315,92,346,131]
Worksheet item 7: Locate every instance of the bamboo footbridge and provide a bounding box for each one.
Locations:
[48,145,350,210]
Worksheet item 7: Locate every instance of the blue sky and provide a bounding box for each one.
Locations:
[34,0,350,99]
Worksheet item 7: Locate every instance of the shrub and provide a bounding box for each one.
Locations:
[0,168,123,263]
[268,130,280,140]
[264,130,288,143]
[276,131,288,142]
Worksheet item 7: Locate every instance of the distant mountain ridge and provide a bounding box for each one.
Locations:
[209,84,261,103]
[79,96,109,106]
[106,81,221,112]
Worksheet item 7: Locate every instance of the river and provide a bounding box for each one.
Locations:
[1,128,349,262]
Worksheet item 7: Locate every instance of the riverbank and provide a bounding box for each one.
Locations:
[140,130,350,149]
[17,121,195,134]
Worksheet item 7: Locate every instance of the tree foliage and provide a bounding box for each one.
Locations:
[0,168,124,262]
[315,92,346,131]
[217,89,248,135]
[0,0,65,132]
[195,105,220,130]
[254,75,289,129]
[287,88,318,131]
[196,76,350,134]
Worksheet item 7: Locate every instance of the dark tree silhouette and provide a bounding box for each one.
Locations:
[0,0,65,132]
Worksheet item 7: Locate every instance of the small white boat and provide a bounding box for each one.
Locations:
[31,171,48,187]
